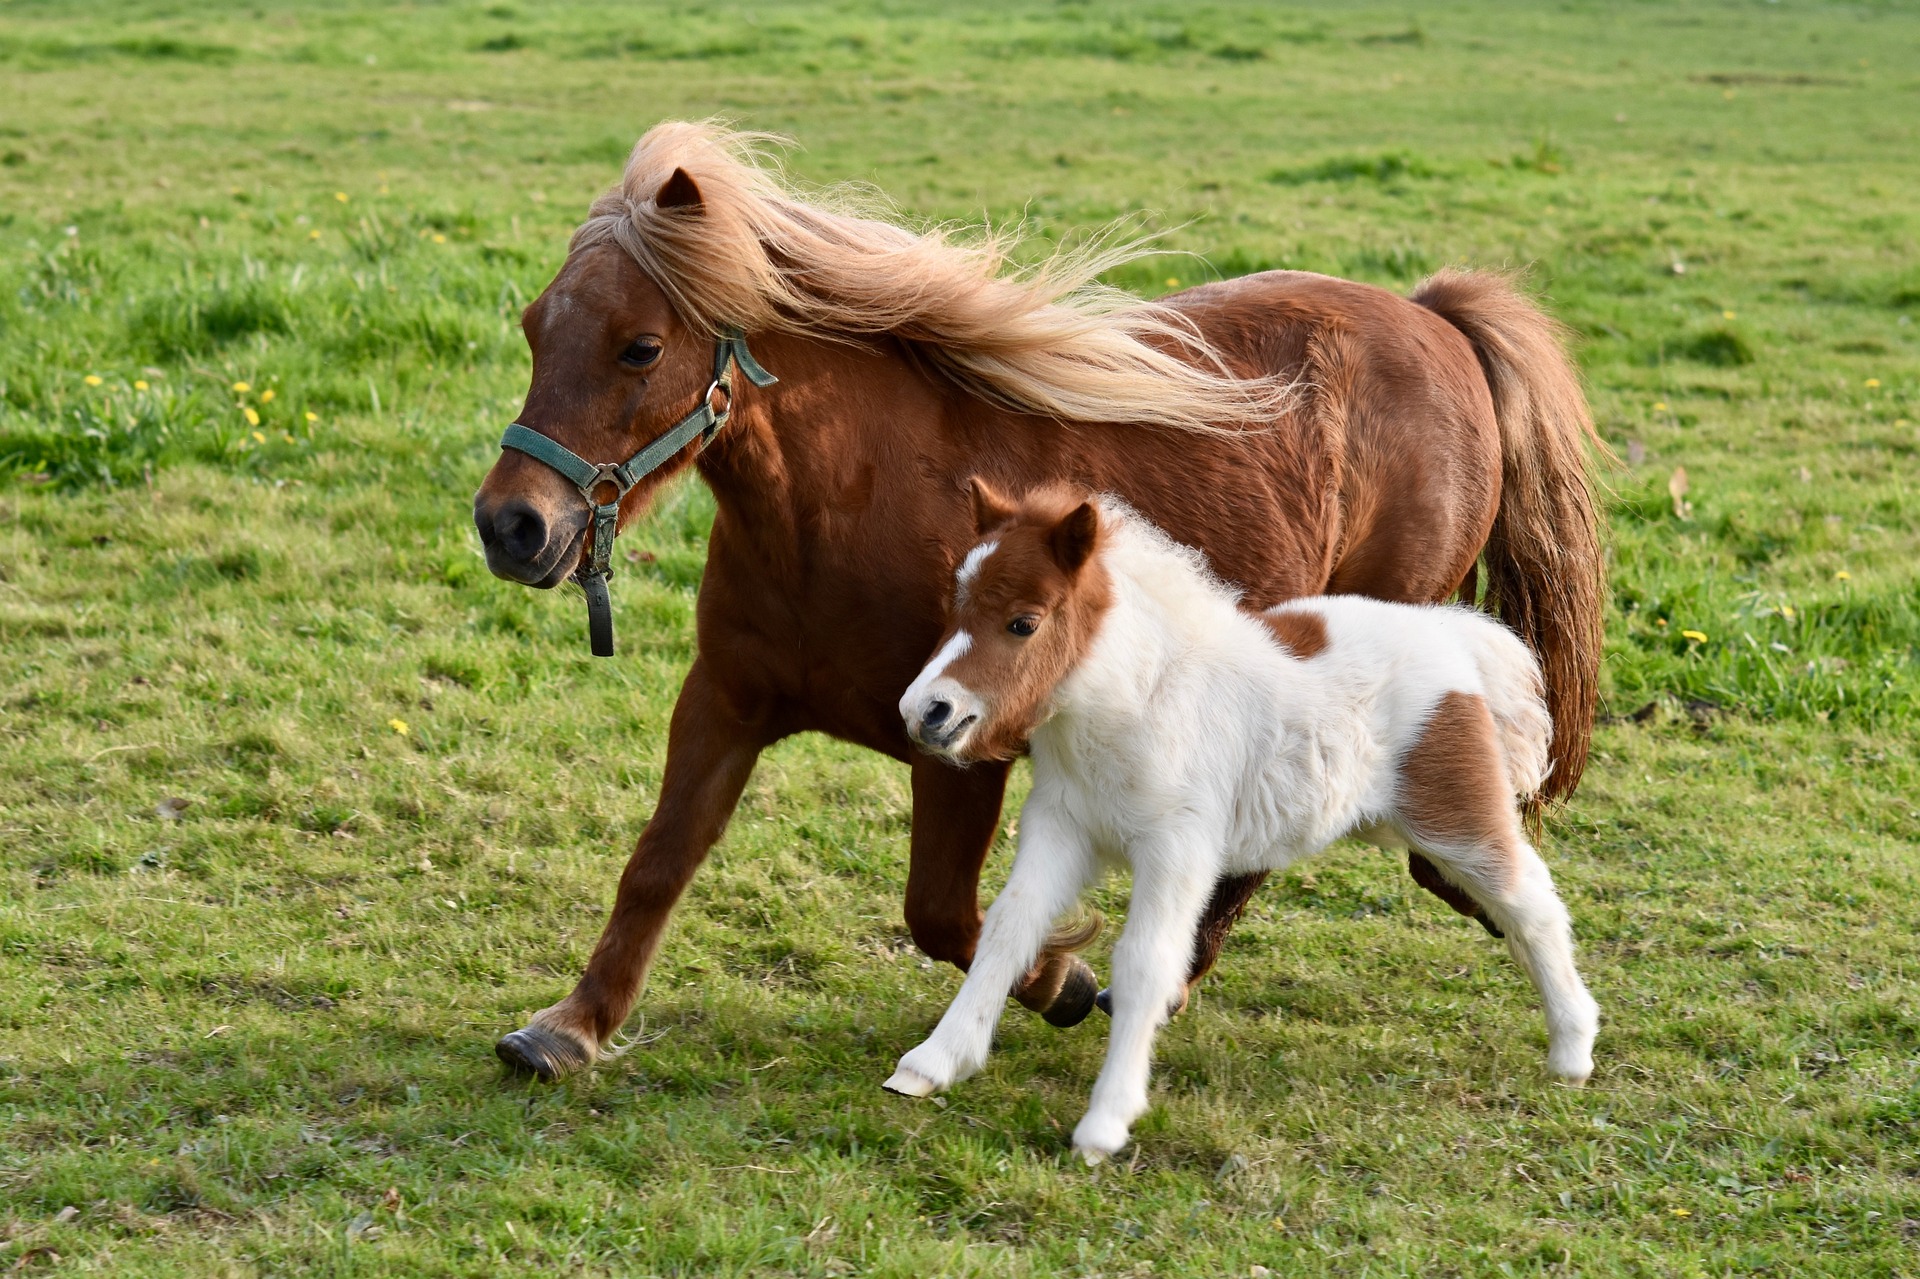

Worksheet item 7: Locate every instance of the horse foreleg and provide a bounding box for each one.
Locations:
[496,660,768,1081]
[1098,870,1270,1019]
[903,756,1101,1029]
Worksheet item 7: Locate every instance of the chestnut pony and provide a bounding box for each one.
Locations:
[472,122,1604,1081]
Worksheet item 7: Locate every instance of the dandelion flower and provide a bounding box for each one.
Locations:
[260,388,276,403]
[1722,310,1735,320]
[1164,277,1180,287]
[1780,605,1796,620]
[1864,378,1880,388]
[243,407,260,426]
[1671,1208,1691,1218]
[335,191,349,203]
[84,374,104,386]
[431,233,447,244]
[134,379,149,391]
[232,381,250,392]
[1656,618,1668,628]
[1835,570,1851,581]
[1653,401,1668,411]
[1682,629,1708,643]
[304,411,319,423]
[389,718,409,735]
[310,229,322,240]
[251,430,266,444]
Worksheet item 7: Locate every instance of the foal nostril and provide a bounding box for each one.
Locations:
[923,700,953,729]
[494,500,550,563]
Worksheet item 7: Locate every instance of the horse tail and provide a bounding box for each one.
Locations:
[1412,269,1607,806]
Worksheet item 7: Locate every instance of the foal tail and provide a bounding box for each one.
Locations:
[1412,270,1607,806]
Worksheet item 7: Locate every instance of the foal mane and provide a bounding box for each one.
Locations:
[570,120,1288,433]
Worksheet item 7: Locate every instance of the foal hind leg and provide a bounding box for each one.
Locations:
[1419,837,1599,1083]
[1398,693,1597,1083]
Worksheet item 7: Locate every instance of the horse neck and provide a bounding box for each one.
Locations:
[695,331,966,537]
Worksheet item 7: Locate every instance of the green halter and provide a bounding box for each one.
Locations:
[498,331,776,657]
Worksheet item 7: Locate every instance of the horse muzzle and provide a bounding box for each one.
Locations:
[474,493,586,588]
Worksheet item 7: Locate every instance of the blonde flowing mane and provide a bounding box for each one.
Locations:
[569,121,1289,432]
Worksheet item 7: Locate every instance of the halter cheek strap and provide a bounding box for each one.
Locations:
[498,330,776,657]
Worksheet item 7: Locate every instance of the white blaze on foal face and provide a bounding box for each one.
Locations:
[900,478,1111,763]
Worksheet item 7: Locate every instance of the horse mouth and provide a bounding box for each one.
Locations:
[912,713,980,758]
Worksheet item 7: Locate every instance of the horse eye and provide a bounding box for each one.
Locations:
[1007,615,1039,637]
[619,339,662,368]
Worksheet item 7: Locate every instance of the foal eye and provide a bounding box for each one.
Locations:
[1007,615,1039,637]
[619,339,662,368]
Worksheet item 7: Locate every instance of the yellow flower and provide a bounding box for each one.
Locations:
[1682,629,1708,643]
[1722,310,1735,320]
[309,229,322,240]
[1653,401,1668,411]
[260,388,276,403]
[1671,1207,1691,1218]
[304,411,319,423]
[251,430,266,443]
[1164,277,1180,287]
[282,432,296,444]
[431,233,447,244]
[1656,617,1668,627]
[1864,378,1880,388]
[1780,605,1795,620]
[243,407,260,426]
[84,374,104,386]
[1835,570,1851,581]
[389,718,409,735]
[335,191,349,203]
[232,381,250,392]
[134,379,149,391]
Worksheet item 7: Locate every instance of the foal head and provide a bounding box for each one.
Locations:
[900,478,1114,763]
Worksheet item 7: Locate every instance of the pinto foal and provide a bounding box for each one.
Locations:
[886,480,1600,1163]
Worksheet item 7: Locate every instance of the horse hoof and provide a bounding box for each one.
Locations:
[1042,958,1099,1028]
[1094,987,1112,1017]
[882,1067,939,1098]
[496,1024,593,1082]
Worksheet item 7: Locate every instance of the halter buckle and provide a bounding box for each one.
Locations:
[581,461,629,507]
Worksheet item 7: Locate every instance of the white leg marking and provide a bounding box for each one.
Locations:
[1072,840,1219,1163]
[886,803,1095,1099]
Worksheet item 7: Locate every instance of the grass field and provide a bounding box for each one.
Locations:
[2,1,1917,1274]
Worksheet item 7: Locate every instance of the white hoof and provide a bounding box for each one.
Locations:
[1550,1053,1594,1086]
[1070,1113,1131,1163]
[883,1066,940,1098]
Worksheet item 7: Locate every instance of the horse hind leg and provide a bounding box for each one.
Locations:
[1398,693,1599,1084]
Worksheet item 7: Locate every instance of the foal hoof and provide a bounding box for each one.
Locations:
[1094,987,1112,1018]
[1042,958,1100,1028]
[496,1024,593,1082]
[882,1067,939,1098]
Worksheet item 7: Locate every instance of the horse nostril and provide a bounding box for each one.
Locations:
[495,500,550,563]
[923,700,953,729]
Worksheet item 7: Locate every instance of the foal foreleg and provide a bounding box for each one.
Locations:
[885,806,1096,1098]
[1073,844,1219,1163]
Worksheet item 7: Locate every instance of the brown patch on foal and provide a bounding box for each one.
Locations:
[1397,691,1523,896]
[1259,608,1329,659]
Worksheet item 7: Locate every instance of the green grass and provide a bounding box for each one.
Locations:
[2,1,1917,1274]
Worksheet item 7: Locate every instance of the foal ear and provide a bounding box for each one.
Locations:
[967,475,1016,535]
[1048,502,1100,574]
[656,167,705,212]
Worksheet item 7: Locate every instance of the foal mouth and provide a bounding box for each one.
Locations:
[911,713,979,757]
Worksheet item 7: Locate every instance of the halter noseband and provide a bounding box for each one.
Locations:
[498,330,776,657]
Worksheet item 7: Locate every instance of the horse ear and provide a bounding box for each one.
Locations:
[967,476,1015,535]
[656,167,704,212]
[1048,502,1100,574]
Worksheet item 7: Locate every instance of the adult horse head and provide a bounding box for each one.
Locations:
[471,121,1606,1083]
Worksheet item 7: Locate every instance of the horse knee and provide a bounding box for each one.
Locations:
[905,903,978,969]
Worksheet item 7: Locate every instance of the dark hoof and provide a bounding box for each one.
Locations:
[1476,912,1506,939]
[1042,957,1099,1028]
[496,1024,593,1082]
[1095,987,1112,1017]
